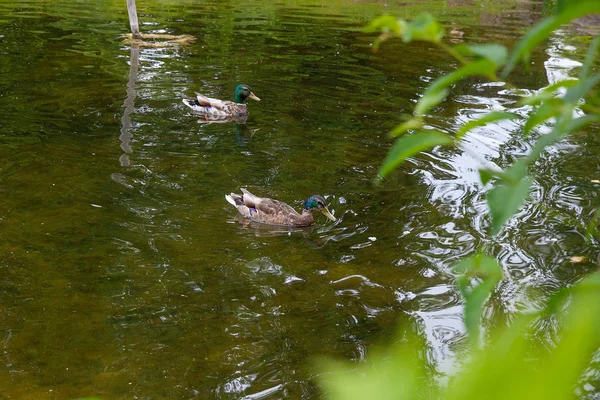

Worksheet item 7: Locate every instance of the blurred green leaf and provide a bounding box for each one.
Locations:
[415,89,449,117]
[479,168,502,185]
[448,272,600,400]
[504,158,529,184]
[321,270,600,400]
[416,59,496,116]
[555,0,568,13]
[586,207,600,240]
[523,100,562,135]
[377,131,453,181]
[480,160,530,189]
[389,118,423,137]
[518,79,578,107]
[564,73,600,103]
[582,88,600,114]
[401,13,444,43]
[502,1,600,77]
[488,177,532,235]
[454,43,508,67]
[580,35,600,80]
[566,114,600,133]
[363,13,443,51]
[454,254,502,348]
[535,273,600,400]
[445,273,600,400]
[353,7,600,400]
[318,333,434,400]
[362,15,401,34]
[456,111,520,141]
[363,15,401,52]
[502,17,555,77]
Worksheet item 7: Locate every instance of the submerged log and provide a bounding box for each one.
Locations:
[123,0,195,46]
[122,33,195,47]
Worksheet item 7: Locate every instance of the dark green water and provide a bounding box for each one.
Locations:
[1,0,599,398]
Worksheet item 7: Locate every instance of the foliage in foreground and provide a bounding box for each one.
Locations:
[319,2,600,399]
[319,271,600,400]
[370,2,600,236]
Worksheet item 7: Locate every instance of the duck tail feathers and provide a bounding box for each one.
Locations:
[240,188,259,207]
[183,99,200,109]
[225,193,244,206]
[225,194,236,206]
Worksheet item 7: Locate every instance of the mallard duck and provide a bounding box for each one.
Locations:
[225,189,337,227]
[182,84,260,120]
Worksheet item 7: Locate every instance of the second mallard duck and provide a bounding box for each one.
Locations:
[225,189,337,227]
[182,84,260,120]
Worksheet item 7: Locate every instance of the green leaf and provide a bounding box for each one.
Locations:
[567,115,600,133]
[428,58,497,93]
[518,79,579,107]
[389,118,423,137]
[377,131,453,182]
[415,89,449,117]
[317,333,432,400]
[401,13,444,44]
[456,111,520,141]
[454,254,503,348]
[555,0,568,13]
[446,272,600,400]
[586,208,600,240]
[488,177,532,235]
[479,168,502,185]
[362,15,401,34]
[538,273,600,400]
[363,15,401,52]
[469,44,507,67]
[502,1,600,77]
[504,159,529,184]
[503,17,556,77]
[454,43,508,67]
[580,35,600,80]
[523,101,562,135]
[364,13,443,50]
[416,59,497,117]
[564,72,600,103]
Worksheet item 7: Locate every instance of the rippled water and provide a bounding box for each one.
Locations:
[1,0,599,398]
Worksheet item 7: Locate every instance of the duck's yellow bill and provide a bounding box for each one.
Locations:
[248,92,260,101]
[321,208,336,222]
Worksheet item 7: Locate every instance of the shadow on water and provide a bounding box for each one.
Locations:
[227,214,368,250]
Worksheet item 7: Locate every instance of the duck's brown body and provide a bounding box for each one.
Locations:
[182,94,249,119]
[182,84,259,121]
[225,189,336,227]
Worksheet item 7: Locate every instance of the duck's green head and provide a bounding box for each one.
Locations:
[304,195,336,221]
[234,84,261,104]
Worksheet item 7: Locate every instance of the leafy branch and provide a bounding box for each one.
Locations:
[319,4,600,399]
[319,272,600,400]
[368,1,600,235]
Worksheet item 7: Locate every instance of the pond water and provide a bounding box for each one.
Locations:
[1,0,599,398]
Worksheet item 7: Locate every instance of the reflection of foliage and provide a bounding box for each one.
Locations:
[320,2,600,399]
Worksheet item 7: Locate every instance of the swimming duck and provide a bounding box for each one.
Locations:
[182,84,260,120]
[225,189,337,227]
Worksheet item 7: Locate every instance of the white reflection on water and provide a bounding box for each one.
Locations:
[414,29,592,376]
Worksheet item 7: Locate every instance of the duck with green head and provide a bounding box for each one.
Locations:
[225,189,337,227]
[182,84,260,121]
